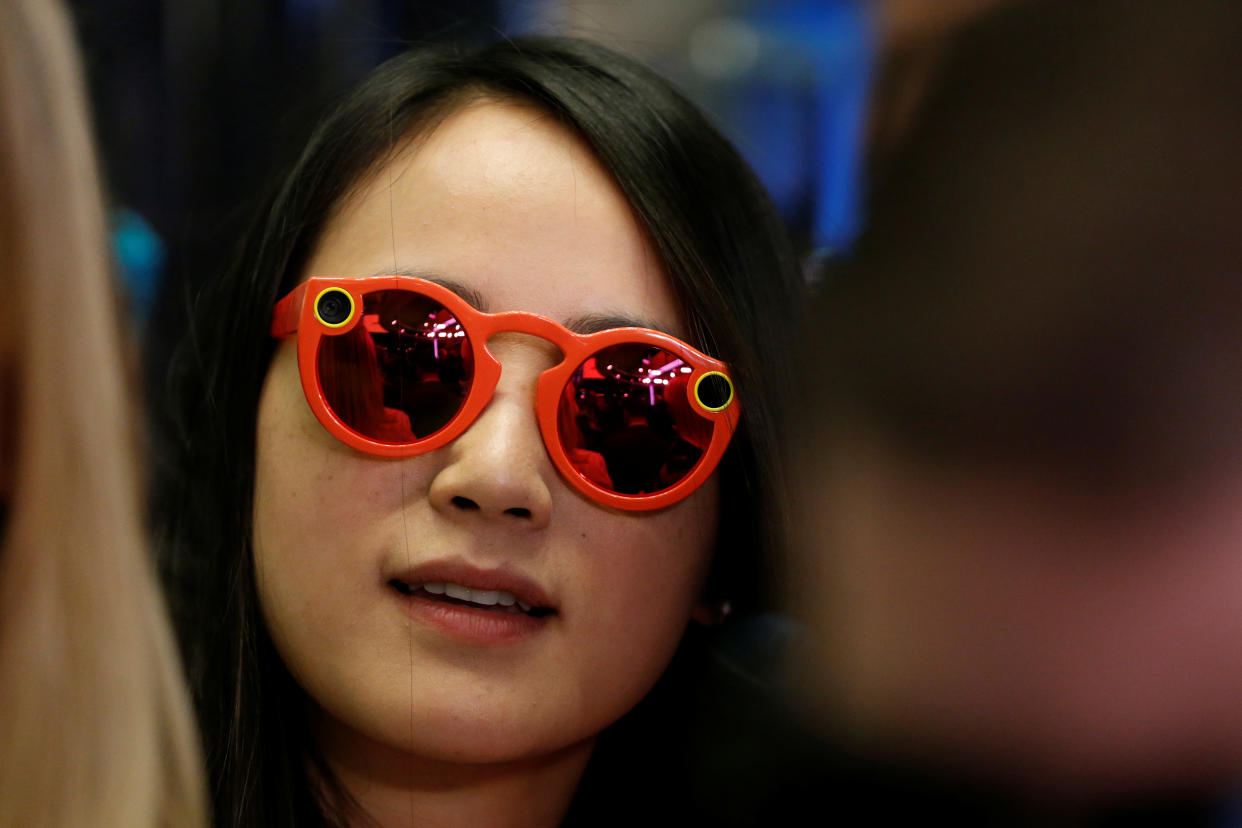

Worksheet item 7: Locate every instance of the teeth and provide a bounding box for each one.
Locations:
[470,589,501,606]
[422,583,523,609]
[518,600,532,612]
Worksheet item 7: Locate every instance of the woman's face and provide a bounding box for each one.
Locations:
[253,99,719,767]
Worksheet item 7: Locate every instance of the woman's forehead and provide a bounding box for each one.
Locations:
[303,99,686,338]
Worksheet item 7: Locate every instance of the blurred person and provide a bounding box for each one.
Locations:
[867,0,1020,186]
[0,0,206,825]
[792,0,1242,820]
[157,36,803,828]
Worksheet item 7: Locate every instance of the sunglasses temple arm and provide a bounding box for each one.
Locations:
[271,282,310,338]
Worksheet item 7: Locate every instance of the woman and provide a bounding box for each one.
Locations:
[0,1,205,825]
[159,37,802,827]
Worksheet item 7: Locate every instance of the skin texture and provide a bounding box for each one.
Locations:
[252,99,718,826]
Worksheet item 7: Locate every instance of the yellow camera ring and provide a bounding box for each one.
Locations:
[694,371,734,412]
[314,287,356,329]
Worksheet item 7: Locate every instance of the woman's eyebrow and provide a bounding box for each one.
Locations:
[372,269,670,335]
[562,313,672,336]
[375,269,489,311]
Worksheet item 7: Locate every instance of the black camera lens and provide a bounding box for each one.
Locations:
[695,373,733,410]
[316,290,352,325]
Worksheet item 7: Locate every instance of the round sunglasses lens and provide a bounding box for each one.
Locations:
[316,290,472,443]
[557,344,712,496]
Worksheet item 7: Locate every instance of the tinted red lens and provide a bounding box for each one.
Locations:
[557,343,713,495]
[317,289,473,443]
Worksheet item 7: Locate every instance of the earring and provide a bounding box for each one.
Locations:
[693,598,732,626]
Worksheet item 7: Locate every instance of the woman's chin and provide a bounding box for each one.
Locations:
[314,700,596,771]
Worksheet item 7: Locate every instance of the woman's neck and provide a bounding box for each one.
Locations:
[315,715,595,828]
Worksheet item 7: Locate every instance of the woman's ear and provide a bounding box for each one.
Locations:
[692,598,732,626]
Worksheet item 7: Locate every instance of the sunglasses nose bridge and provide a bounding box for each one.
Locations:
[477,312,571,369]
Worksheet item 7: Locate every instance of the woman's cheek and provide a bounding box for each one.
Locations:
[569,481,719,705]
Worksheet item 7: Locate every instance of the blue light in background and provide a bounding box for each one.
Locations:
[111,207,164,326]
[740,0,873,254]
[499,0,874,255]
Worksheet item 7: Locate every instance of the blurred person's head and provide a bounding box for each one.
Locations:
[793,0,1242,802]
[0,1,205,824]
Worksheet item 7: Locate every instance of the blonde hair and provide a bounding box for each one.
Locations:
[0,1,207,825]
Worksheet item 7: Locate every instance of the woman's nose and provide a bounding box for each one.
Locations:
[426,338,556,528]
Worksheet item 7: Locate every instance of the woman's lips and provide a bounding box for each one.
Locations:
[386,561,556,644]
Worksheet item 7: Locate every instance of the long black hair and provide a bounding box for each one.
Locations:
[156,35,803,827]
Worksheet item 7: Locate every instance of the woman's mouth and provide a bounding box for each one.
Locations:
[388,579,555,618]
[385,564,557,644]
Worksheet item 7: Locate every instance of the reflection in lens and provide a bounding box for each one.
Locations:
[558,344,710,495]
[317,290,473,443]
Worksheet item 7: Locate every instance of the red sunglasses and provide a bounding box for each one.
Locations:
[270,276,740,510]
